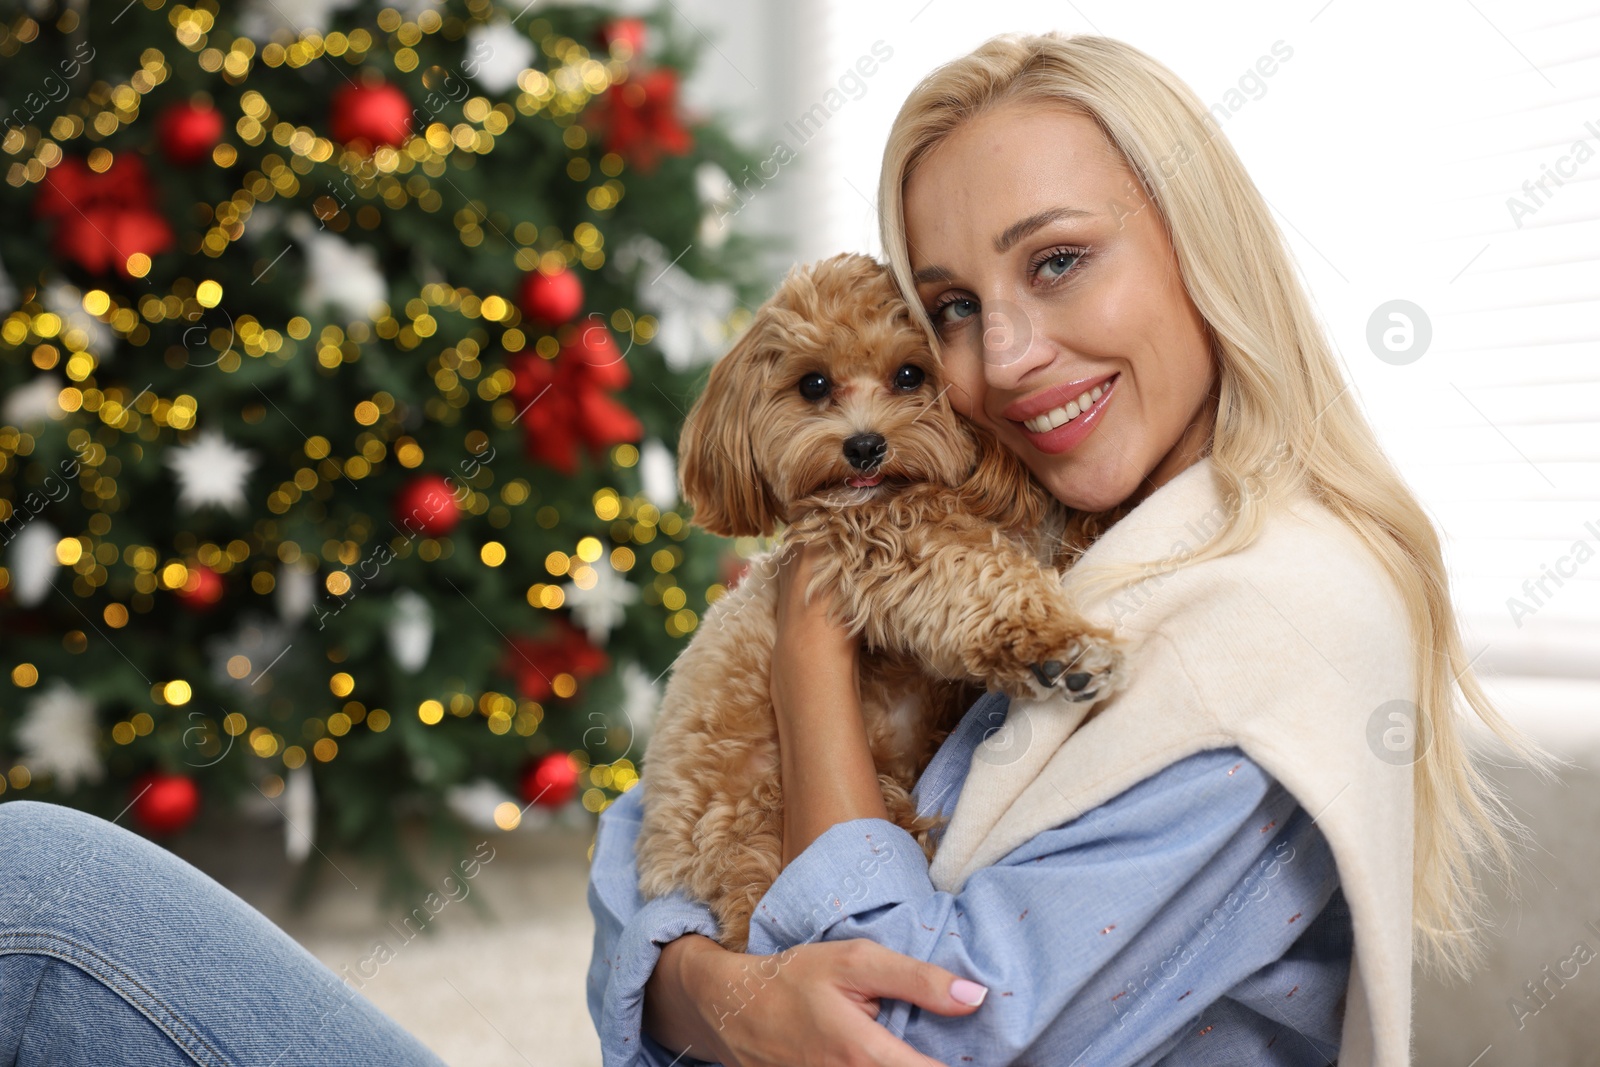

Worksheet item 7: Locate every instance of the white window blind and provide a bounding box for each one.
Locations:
[1396,1,1600,679]
[802,0,1600,678]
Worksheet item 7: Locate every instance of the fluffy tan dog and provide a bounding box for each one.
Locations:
[636,253,1121,951]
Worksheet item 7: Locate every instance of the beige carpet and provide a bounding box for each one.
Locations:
[176,815,602,1067]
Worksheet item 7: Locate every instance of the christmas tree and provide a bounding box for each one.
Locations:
[0,0,779,882]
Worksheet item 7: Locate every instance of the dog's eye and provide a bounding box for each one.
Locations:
[893,365,925,391]
[798,372,830,401]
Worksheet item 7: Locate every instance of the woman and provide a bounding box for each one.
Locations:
[586,32,1541,1067]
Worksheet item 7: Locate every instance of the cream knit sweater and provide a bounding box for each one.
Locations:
[928,456,1416,1066]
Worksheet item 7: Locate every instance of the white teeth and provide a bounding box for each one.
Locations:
[1021,382,1111,434]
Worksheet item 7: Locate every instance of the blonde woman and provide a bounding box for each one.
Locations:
[586,32,1540,1066]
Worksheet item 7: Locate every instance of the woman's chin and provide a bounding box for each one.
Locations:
[1043,468,1144,516]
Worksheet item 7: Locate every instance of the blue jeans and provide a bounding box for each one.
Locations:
[0,800,445,1066]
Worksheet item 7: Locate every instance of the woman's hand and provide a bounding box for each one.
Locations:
[767,539,890,864]
[645,934,988,1067]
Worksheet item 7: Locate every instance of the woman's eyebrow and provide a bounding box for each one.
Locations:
[912,205,1096,285]
[994,206,1093,254]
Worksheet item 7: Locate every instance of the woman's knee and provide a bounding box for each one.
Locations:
[1,795,262,948]
[0,799,122,865]
[0,798,106,833]
[0,800,174,930]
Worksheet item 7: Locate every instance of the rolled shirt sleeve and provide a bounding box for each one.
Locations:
[586,783,720,1067]
[744,747,1346,1066]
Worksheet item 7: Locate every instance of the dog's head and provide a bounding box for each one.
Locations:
[679,253,1056,538]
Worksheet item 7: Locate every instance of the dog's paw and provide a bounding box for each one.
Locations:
[1024,636,1122,704]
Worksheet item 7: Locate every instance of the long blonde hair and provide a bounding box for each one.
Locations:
[877,31,1550,978]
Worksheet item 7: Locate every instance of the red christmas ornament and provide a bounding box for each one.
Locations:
[582,67,693,173]
[508,323,642,474]
[33,155,174,277]
[131,772,201,835]
[520,752,580,809]
[176,565,224,611]
[503,616,610,702]
[519,267,584,327]
[329,81,412,151]
[394,474,462,537]
[598,17,647,59]
[157,100,224,166]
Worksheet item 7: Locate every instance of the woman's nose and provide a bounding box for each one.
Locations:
[978,298,1053,390]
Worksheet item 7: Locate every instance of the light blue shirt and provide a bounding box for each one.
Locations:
[587,690,1351,1065]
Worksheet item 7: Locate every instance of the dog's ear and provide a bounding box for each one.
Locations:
[955,418,1059,533]
[678,319,782,538]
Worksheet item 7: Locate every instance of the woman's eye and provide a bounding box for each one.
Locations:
[893,364,925,390]
[1037,250,1083,281]
[932,297,977,327]
[798,372,830,400]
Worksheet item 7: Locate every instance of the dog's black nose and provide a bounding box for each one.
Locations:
[842,433,887,472]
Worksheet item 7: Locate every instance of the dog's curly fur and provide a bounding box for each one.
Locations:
[636,253,1122,951]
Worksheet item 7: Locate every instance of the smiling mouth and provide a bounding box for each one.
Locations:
[1017,376,1114,433]
[845,472,885,488]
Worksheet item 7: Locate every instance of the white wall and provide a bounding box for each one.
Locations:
[663,0,837,280]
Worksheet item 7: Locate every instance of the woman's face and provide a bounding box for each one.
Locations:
[903,100,1217,514]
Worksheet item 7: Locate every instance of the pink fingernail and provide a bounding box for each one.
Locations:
[950,978,988,1006]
